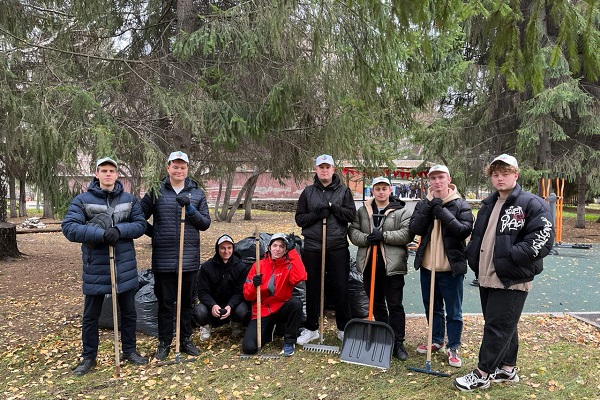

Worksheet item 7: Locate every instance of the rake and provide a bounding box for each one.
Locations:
[303,218,340,354]
[157,208,197,366]
[407,219,450,377]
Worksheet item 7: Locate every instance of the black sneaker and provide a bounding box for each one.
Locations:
[180,337,200,356]
[73,358,96,376]
[122,351,149,365]
[393,342,408,361]
[154,341,171,361]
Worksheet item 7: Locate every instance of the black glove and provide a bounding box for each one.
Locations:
[430,198,443,217]
[429,198,443,207]
[103,227,120,245]
[87,212,113,230]
[329,203,339,213]
[366,231,384,245]
[176,194,191,207]
[252,274,263,288]
[316,206,330,219]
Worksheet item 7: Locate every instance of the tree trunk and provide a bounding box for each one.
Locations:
[9,175,17,218]
[0,222,21,259]
[575,173,586,229]
[244,174,260,220]
[19,177,27,217]
[42,197,53,219]
[218,172,234,222]
[214,181,223,222]
[225,170,261,222]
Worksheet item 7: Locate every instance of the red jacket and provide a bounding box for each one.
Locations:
[243,248,307,319]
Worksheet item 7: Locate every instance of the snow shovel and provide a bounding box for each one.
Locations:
[240,228,280,360]
[157,207,197,366]
[340,243,394,369]
[108,245,121,378]
[407,219,450,377]
[303,218,340,354]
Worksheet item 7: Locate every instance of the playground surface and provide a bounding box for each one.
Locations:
[401,245,600,315]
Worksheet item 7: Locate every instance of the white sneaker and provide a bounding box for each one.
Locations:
[337,330,344,341]
[296,329,319,345]
[199,324,211,341]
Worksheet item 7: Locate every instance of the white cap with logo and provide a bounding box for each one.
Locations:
[315,154,334,166]
[168,151,189,164]
[217,235,234,246]
[372,176,391,186]
[96,157,118,170]
[491,154,519,168]
[428,164,450,177]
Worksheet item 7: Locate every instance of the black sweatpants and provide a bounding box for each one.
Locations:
[478,286,528,373]
[301,247,352,332]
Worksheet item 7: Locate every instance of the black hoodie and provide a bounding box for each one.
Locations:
[197,235,249,309]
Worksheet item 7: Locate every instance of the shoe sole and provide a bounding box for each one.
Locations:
[492,376,519,383]
[416,346,443,354]
[453,380,490,391]
[449,360,462,368]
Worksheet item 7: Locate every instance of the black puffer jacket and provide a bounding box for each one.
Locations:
[466,183,554,287]
[197,236,249,310]
[141,177,211,273]
[62,179,147,295]
[410,191,473,276]
[295,174,356,251]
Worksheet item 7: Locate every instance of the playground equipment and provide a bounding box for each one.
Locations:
[541,173,591,252]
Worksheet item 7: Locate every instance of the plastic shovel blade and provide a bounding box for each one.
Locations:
[340,318,394,370]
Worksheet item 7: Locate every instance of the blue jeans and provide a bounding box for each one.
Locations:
[419,268,464,350]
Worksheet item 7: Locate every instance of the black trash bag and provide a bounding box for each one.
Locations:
[138,269,154,287]
[236,233,271,266]
[99,269,160,337]
[348,257,369,318]
[134,283,159,337]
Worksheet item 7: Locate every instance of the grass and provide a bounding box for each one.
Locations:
[1,315,599,399]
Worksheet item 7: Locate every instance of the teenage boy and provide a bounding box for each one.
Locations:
[141,151,211,360]
[62,157,148,376]
[295,154,356,344]
[454,154,554,391]
[409,165,473,368]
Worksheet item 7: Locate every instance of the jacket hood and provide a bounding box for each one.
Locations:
[214,234,236,253]
[313,173,342,191]
[426,183,462,204]
[213,234,241,263]
[87,179,124,198]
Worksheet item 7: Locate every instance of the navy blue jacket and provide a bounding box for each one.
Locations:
[295,174,356,251]
[62,179,147,295]
[141,176,211,273]
[466,183,554,287]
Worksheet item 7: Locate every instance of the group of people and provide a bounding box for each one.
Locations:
[62,151,554,393]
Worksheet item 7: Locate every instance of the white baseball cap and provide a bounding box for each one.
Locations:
[428,164,450,177]
[216,235,234,246]
[372,176,391,186]
[315,154,334,166]
[491,154,519,168]
[96,157,118,170]
[167,151,189,164]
